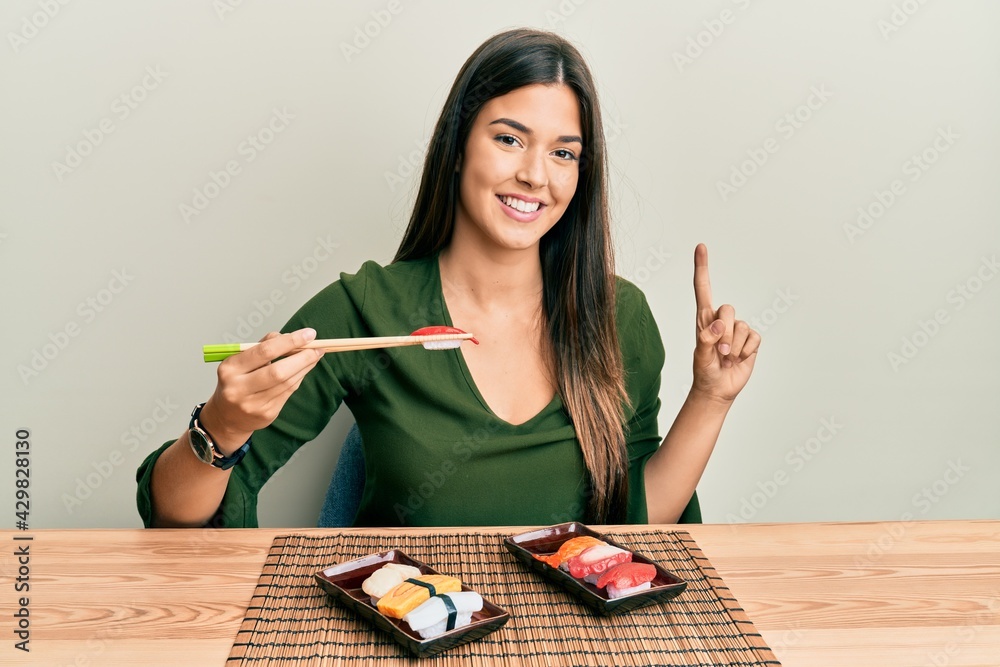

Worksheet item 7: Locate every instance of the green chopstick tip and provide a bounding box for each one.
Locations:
[203,344,241,363]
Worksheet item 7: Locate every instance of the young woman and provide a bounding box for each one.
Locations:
[137,28,760,529]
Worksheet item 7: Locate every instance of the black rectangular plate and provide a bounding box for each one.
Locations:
[314,550,510,658]
[503,522,687,615]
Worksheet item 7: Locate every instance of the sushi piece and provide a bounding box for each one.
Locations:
[564,543,632,580]
[384,563,423,578]
[361,563,422,602]
[376,575,462,619]
[595,562,657,599]
[534,536,605,569]
[402,591,484,639]
[409,326,479,349]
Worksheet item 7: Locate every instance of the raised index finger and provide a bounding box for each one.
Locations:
[693,243,714,316]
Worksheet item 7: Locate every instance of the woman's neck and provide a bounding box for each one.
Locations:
[438,242,544,313]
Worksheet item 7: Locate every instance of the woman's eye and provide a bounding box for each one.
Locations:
[495,134,520,147]
[553,148,578,161]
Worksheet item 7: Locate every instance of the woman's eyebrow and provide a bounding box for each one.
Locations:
[488,117,583,145]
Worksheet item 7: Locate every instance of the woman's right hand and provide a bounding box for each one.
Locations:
[198,328,324,453]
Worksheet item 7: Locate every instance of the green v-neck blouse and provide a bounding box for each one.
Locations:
[136,256,667,527]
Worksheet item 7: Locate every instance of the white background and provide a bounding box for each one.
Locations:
[2,0,998,528]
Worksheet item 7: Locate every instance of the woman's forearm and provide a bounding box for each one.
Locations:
[148,430,234,527]
[643,389,733,524]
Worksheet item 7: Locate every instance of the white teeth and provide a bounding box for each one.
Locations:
[501,195,540,213]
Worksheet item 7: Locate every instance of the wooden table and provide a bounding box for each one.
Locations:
[2,520,998,666]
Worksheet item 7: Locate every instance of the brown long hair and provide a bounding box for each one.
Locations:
[394,29,630,523]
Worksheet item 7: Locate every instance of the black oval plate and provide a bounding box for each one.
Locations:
[314,550,510,658]
[503,522,687,615]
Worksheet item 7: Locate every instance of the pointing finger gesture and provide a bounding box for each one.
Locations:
[691,244,761,403]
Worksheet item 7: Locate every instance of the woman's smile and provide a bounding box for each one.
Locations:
[496,193,547,221]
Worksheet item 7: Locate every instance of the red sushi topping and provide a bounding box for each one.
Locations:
[409,326,479,345]
[595,562,656,590]
[565,544,632,579]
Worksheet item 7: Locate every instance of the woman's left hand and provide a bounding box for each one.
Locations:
[691,243,761,403]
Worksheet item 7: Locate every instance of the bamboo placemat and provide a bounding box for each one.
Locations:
[228,530,780,666]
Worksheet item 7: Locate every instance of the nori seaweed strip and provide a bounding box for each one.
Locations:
[405,578,437,597]
[437,594,458,631]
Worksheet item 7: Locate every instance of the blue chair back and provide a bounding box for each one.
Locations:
[317,423,366,528]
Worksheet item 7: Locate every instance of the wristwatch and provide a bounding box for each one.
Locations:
[188,402,251,470]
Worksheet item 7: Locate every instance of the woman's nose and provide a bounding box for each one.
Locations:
[515,150,548,190]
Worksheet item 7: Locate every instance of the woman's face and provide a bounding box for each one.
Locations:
[454,83,583,254]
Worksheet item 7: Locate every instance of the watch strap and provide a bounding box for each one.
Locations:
[189,402,252,469]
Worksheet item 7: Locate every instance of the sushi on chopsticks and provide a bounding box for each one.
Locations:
[402,591,484,639]
[202,325,478,362]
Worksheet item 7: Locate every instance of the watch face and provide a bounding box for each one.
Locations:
[189,429,214,464]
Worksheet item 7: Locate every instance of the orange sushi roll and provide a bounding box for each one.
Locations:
[376,574,462,619]
[533,536,605,569]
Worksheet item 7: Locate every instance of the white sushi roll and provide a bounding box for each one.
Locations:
[403,591,483,639]
[361,563,422,601]
[606,581,652,599]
